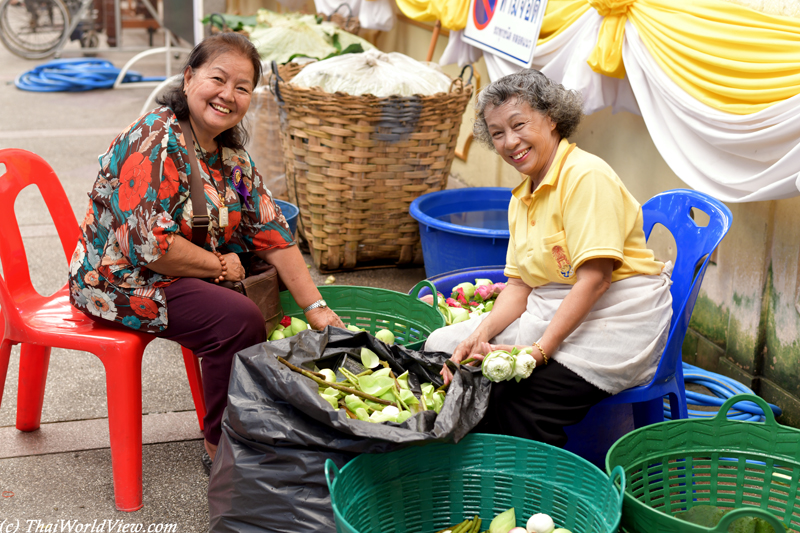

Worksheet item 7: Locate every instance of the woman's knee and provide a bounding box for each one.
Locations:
[226,298,267,344]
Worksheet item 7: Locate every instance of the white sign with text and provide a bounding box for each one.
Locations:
[463,0,548,68]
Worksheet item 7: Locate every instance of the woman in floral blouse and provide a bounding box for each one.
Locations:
[68,33,343,472]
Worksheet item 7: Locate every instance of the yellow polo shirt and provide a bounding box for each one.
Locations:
[505,139,664,287]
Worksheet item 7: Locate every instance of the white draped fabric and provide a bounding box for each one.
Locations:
[451,10,800,203]
[439,30,483,69]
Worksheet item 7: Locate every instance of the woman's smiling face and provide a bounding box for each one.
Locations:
[183,51,255,149]
[485,99,561,185]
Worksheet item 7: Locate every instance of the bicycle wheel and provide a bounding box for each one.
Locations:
[0,0,70,59]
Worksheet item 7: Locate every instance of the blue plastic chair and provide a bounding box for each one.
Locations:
[596,189,732,427]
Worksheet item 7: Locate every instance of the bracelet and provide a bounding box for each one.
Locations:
[212,251,226,280]
[532,341,548,365]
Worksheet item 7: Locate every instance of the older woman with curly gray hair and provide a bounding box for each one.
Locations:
[426,69,673,448]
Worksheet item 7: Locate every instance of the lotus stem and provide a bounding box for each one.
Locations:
[277,357,392,406]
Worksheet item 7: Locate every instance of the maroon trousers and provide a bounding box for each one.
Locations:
[156,278,266,445]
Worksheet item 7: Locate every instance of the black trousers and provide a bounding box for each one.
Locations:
[473,360,611,447]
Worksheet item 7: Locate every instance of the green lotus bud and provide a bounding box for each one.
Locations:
[450,307,470,324]
[374,329,395,344]
[513,352,536,382]
[285,317,308,336]
[452,282,475,300]
[482,350,516,382]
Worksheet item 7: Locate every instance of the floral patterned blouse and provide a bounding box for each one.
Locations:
[68,106,294,333]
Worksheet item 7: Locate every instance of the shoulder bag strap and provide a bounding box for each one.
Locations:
[178,117,210,247]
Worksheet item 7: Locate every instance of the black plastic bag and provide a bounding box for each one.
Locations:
[208,326,490,533]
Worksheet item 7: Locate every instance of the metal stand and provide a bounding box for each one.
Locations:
[113,37,192,89]
[138,74,181,115]
[52,0,194,88]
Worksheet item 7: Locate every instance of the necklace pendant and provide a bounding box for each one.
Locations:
[219,206,229,228]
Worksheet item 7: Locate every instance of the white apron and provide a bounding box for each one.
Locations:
[424,266,673,395]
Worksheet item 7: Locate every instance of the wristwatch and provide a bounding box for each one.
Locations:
[303,299,328,313]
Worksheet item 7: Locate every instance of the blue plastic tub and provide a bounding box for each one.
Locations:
[409,188,512,278]
[275,199,299,237]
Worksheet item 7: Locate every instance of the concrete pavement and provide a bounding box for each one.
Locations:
[0,29,429,530]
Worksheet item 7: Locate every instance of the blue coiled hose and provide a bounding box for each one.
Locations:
[15,58,165,92]
[665,362,782,422]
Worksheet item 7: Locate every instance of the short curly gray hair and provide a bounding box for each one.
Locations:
[473,69,583,150]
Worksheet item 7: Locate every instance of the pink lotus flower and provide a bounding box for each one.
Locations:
[468,301,479,307]
[419,294,435,305]
[445,298,462,308]
[475,284,494,302]
[492,282,506,296]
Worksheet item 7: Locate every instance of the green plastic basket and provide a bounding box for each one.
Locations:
[325,433,626,533]
[606,394,798,533]
[280,281,444,350]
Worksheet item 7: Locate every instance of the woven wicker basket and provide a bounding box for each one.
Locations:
[246,64,303,201]
[275,68,473,271]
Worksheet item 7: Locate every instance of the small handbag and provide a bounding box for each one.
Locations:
[179,117,284,336]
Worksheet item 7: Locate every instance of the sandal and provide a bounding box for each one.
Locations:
[201,451,213,475]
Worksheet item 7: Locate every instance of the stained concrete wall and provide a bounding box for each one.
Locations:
[228,0,800,426]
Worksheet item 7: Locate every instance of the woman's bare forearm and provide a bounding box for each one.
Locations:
[256,246,322,309]
[475,278,531,339]
[538,258,613,356]
[147,235,223,279]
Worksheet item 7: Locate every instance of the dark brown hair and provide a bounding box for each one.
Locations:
[156,32,262,149]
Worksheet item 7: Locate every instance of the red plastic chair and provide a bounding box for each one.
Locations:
[0,148,206,511]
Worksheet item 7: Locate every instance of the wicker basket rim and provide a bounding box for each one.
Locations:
[278,77,473,101]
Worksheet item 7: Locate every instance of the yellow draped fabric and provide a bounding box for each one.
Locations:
[394,0,591,33]
[585,0,634,78]
[395,0,470,30]
[537,0,800,113]
[397,0,800,113]
[539,0,591,43]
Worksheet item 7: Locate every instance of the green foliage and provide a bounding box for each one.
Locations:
[675,506,788,533]
[201,14,257,32]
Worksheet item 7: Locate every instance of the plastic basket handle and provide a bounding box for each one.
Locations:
[458,64,474,87]
[715,393,777,425]
[207,12,229,33]
[711,508,786,533]
[324,458,340,493]
[609,465,626,515]
[409,280,440,309]
[330,2,354,18]
[269,60,284,103]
